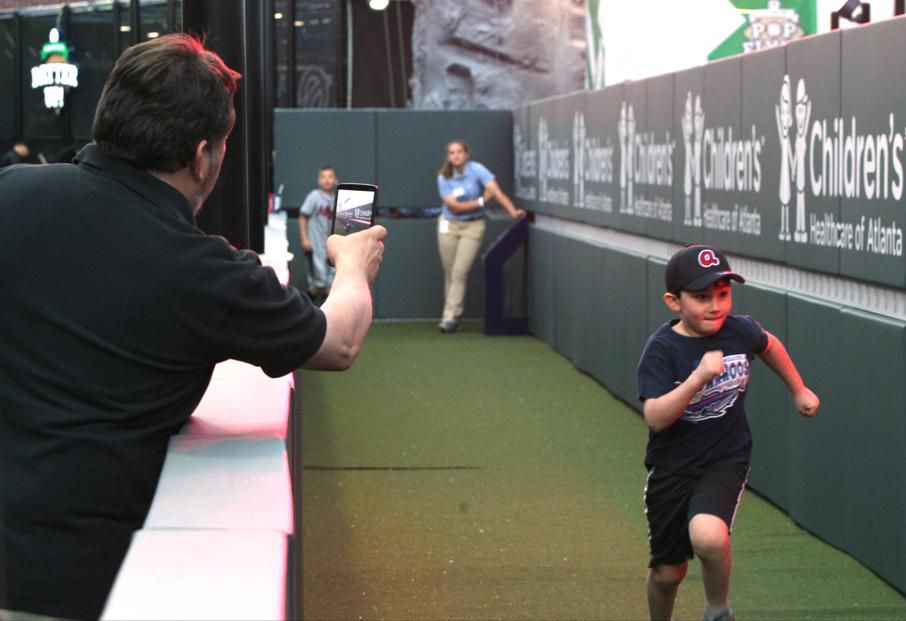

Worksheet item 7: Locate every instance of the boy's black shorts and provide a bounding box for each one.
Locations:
[644,463,750,567]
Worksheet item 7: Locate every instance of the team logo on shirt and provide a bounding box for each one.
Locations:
[683,353,750,422]
[698,249,720,268]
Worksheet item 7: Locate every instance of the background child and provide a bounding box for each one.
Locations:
[636,244,820,621]
[300,166,338,304]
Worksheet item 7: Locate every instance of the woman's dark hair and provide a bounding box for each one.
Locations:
[92,33,241,172]
[438,140,469,179]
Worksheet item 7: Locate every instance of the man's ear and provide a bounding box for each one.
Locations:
[190,139,209,182]
[663,291,681,312]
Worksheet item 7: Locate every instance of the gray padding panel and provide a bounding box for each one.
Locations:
[376,110,514,209]
[274,109,377,208]
[528,226,556,348]
[785,293,845,549]
[839,308,906,589]
[733,282,791,509]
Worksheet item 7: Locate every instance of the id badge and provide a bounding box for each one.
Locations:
[452,187,465,198]
[438,218,450,234]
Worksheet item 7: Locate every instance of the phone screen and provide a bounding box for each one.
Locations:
[331,183,378,236]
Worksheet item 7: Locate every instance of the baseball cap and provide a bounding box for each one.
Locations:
[665,245,745,293]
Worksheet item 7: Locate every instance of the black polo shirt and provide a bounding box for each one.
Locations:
[0,145,326,619]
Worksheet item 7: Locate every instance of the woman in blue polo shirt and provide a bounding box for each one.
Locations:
[436,140,525,333]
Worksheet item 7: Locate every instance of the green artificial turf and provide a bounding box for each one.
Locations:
[298,322,906,620]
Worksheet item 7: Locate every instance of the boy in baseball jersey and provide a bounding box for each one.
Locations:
[636,244,820,621]
[300,166,337,304]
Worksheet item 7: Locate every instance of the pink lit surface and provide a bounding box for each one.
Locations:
[182,360,292,438]
[143,435,294,533]
[101,529,287,621]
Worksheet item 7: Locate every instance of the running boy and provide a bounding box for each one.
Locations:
[300,166,338,305]
[636,244,819,621]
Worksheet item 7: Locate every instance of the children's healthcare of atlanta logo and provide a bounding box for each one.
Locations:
[775,74,905,255]
[31,28,79,111]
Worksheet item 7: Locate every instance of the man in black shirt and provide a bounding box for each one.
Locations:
[0,34,385,620]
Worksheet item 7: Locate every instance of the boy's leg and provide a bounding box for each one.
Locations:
[648,561,688,621]
[687,464,748,621]
[689,514,731,616]
[644,467,697,621]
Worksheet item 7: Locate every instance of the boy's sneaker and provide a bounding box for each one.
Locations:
[703,608,735,621]
[438,319,458,333]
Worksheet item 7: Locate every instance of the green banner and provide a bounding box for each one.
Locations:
[709,0,816,60]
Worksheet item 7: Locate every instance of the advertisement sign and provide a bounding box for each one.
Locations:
[513,16,906,289]
[31,28,78,111]
[709,0,817,60]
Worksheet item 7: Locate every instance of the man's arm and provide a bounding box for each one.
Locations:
[303,225,386,370]
[757,331,820,416]
[643,350,724,433]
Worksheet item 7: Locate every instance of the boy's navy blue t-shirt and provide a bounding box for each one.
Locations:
[637,314,769,475]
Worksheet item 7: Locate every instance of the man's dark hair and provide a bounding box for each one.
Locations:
[92,33,241,172]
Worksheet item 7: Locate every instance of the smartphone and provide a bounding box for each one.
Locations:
[331,182,378,236]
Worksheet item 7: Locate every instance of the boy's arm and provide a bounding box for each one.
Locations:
[643,350,725,433]
[757,331,820,417]
[299,215,312,253]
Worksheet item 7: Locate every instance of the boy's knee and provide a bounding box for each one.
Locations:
[689,514,730,561]
[648,562,687,590]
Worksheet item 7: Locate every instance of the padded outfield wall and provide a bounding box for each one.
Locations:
[522,17,906,594]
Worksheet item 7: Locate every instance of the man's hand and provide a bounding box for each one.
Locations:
[326,225,387,284]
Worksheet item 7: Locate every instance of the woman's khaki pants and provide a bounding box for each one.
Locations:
[437,216,485,323]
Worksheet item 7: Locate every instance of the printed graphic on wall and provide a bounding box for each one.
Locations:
[513,16,906,287]
[709,0,816,60]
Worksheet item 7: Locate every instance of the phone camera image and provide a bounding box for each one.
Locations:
[331,183,378,236]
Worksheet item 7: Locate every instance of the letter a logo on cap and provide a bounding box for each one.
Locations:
[698,249,720,268]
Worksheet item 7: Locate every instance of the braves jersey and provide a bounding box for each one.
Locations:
[637,314,769,474]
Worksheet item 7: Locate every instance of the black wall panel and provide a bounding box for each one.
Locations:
[582,84,623,229]
[274,109,376,208]
[840,20,906,287]
[673,65,706,245]
[553,233,577,361]
[700,55,744,252]
[740,46,786,263]
[375,110,513,210]
[643,74,677,242]
[527,227,556,348]
[602,248,649,404]
[581,245,612,388]
[785,294,845,549]
[839,309,906,586]
[733,283,791,509]
[785,31,842,275]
